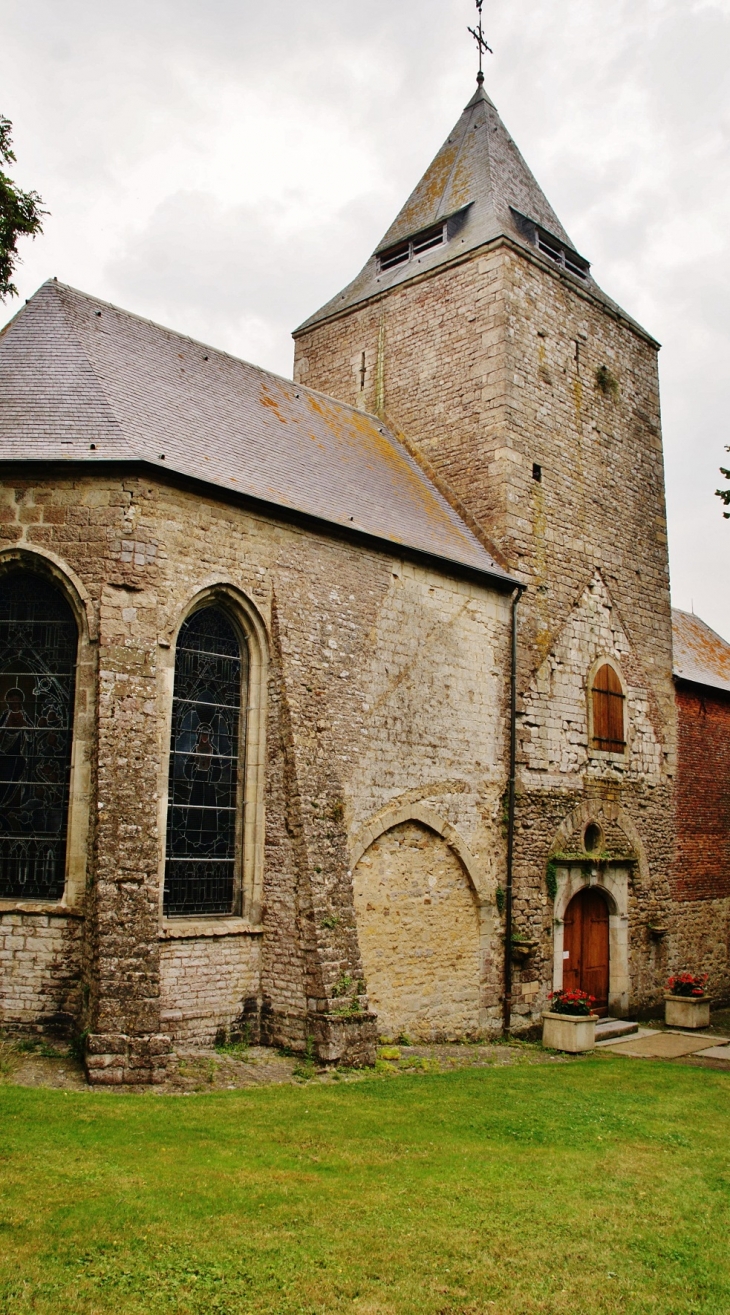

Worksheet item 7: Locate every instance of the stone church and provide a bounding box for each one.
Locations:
[0,75,727,1082]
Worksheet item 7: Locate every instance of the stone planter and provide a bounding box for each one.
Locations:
[664,992,710,1030]
[542,1011,598,1053]
[511,939,537,963]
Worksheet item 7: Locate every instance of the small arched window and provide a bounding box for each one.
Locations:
[0,570,78,900]
[164,605,248,917]
[591,663,625,754]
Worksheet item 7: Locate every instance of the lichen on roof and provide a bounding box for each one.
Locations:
[672,608,730,694]
[296,80,586,335]
[0,279,513,588]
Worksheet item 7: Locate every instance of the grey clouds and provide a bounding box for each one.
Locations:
[2,0,729,634]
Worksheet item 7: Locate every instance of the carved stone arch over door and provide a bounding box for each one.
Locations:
[549,800,641,1017]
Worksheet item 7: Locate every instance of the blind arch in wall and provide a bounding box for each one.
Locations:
[0,570,78,900]
[164,605,248,916]
[591,663,625,754]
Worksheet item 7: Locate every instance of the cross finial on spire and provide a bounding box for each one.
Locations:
[468,0,492,84]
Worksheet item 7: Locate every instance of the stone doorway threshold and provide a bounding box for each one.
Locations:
[597,1026,730,1065]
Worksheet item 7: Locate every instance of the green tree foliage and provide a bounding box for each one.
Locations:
[0,114,46,301]
[718,448,730,519]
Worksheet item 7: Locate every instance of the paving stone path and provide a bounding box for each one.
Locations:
[598,1010,730,1068]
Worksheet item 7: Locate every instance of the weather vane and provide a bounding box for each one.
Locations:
[468,0,492,84]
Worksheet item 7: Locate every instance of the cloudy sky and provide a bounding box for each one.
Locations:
[2,0,729,637]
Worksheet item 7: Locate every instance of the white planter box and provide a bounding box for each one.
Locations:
[542,1011,598,1053]
[664,993,710,1030]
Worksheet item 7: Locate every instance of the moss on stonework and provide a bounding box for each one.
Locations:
[546,849,638,901]
[595,364,620,399]
[549,850,636,865]
[546,861,558,901]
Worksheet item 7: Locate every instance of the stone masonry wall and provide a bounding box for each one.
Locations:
[674,685,730,902]
[294,238,678,1022]
[294,242,674,736]
[672,683,730,1003]
[0,470,512,1068]
[353,821,483,1042]
[509,571,674,1019]
[672,900,730,1008]
[0,911,83,1033]
[159,930,262,1045]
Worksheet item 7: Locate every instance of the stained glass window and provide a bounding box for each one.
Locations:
[164,606,247,916]
[0,571,78,901]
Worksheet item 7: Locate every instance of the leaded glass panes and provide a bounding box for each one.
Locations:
[164,606,247,916]
[0,571,77,901]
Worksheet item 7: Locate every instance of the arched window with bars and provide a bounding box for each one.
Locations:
[590,662,626,754]
[0,570,78,901]
[164,605,248,917]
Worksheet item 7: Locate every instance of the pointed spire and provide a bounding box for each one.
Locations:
[297,82,589,334]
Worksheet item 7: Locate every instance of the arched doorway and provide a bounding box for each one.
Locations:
[352,820,481,1041]
[563,887,609,1015]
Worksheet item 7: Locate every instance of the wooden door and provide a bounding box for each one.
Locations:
[562,888,609,1015]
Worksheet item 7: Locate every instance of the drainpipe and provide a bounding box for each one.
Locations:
[503,585,524,1036]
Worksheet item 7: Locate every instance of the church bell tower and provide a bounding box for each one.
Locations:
[293,73,674,717]
[293,65,677,1019]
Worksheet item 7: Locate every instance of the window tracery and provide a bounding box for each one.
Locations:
[163,605,247,916]
[0,570,77,900]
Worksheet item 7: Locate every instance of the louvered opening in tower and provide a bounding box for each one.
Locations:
[375,207,472,276]
[510,208,590,281]
[378,223,447,272]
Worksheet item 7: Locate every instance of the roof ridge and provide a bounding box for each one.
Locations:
[672,607,730,647]
[433,100,478,224]
[50,279,306,394]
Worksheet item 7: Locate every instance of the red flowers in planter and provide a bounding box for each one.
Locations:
[548,988,596,1017]
[667,972,708,998]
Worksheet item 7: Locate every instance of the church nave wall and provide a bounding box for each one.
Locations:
[0,470,513,1072]
[0,910,83,1034]
[159,927,261,1046]
[352,821,485,1042]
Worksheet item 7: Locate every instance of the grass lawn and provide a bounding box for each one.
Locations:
[1,1053,729,1314]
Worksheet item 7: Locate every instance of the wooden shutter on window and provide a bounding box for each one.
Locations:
[592,664,625,752]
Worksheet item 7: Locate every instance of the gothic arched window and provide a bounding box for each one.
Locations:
[591,662,625,754]
[164,605,248,917]
[0,570,78,901]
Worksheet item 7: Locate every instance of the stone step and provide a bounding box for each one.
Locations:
[594,1018,639,1041]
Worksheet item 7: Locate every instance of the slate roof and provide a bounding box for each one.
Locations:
[297,81,590,334]
[672,609,730,695]
[0,279,512,585]
[297,81,655,344]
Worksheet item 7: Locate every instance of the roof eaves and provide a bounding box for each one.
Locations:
[673,670,730,696]
[0,453,518,592]
[294,231,661,350]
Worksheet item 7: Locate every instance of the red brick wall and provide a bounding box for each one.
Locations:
[674,682,730,901]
